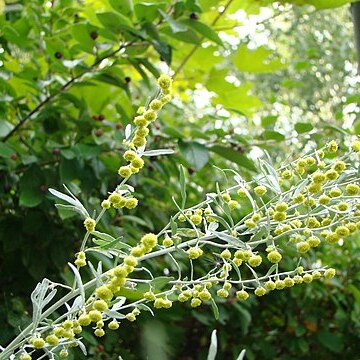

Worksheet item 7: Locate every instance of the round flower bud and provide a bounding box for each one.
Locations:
[160,94,172,104]
[158,74,172,89]
[216,289,229,298]
[307,236,320,248]
[93,300,108,312]
[284,277,295,287]
[337,202,349,212]
[242,250,252,260]
[134,116,148,127]
[318,194,330,205]
[254,287,266,296]
[335,226,350,237]
[89,310,102,323]
[59,350,69,358]
[45,334,59,346]
[123,150,137,161]
[150,99,163,111]
[31,337,45,349]
[264,280,276,291]
[84,218,96,233]
[141,233,158,249]
[312,172,326,183]
[346,183,360,195]
[275,202,288,212]
[131,246,146,257]
[245,219,257,228]
[187,247,203,260]
[131,157,145,169]
[125,313,136,322]
[275,280,285,290]
[100,199,111,209]
[305,156,316,166]
[237,188,247,197]
[199,290,211,301]
[325,232,340,244]
[308,182,322,194]
[324,268,336,278]
[190,214,202,225]
[296,241,310,253]
[124,256,138,267]
[118,166,132,178]
[254,185,267,196]
[220,249,231,260]
[95,285,113,301]
[125,198,138,209]
[236,290,249,300]
[94,328,105,337]
[267,250,282,264]
[293,275,303,284]
[191,298,202,308]
[248,255,262,267]
[302,273,313,283]
[108,319,119,330]
[221,193,231,202]
[135,126,149,137]
[143,110,157,122]
[131,166,140,174]
[281,169,292,180]
[333,160,346,172]
[234,250,244,259]
[325,169,339,181]
[233,258,243,266]
[327,140,338,152]
[133,136,147,147]
[252,213,261,223]
[144,291,156,301]
[163,238,174,247]
[294,194,305,203]
[351,139,360,152]
[20,354,32,360]
[228,200,239,210]
[273,212,287,222]
[312,271,322,279]
[223,282,232,291]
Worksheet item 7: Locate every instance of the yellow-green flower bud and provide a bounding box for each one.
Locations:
[158,74,172,89]
[124,256,138,267]
[190,214,202,225]
[31,337,45,349]
[318,194,330,205]
[95,285,113,301]
[333,160,346,173]
[144,110,157,122]
[144,291,156,301]
[94,328,105,337]
[245,219,257,228]
[307,236,320,247]
[150,99,163,111]
[346,183,360,195]
[248,255,262,267]
[351,139,360,152]
[45,334,59,346]
[296,241,310,253]
[254,185,267,196]
[228,200,239,210]
[337,202,349,212]
[267,250,282,263]
[125,198,138,209]
[335,226,350,237]
[187,247,203,260]
[236,290,249,300]
[191,298,202,308]
[327,140,338,152]
[78,314,91,326]
[312,172,326,183]
[254,287,266,296]
[273,211,286,222]
[324,268,336,278]
[264,280,276,291]
[275,202,288,212]
[141,233,158,250]
[293,275,303,284]
[134,116,148,127]
[118,166,132,178]
[84,218,96,233]
[93,300,108,312]
[294,193,305,203]
[216,289,229,298]
[325,169,339,181]
[124,150,137,161]
[312,271,322,279]
[284,277,294,287]
[220,249,231,259]
[305,157,316,166]
[20,354,32,360]
[133,136,147,147]
[199,290,212,301]
[59,350,69,358]
[131,157,145,169]
[275,280,285,290]
[108,319,119,330]
[237,188,247,197]
[302,273,313,283]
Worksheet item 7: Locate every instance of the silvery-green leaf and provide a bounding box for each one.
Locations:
[236,350,246,360]
[207,330,218,360]
[110,297,127,311]
[142,149,175,156]
[125,124,132,139]
[68,263,85,302]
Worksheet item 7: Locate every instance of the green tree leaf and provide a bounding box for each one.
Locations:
[179,141,209,170]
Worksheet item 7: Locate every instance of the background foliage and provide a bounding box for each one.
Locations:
[1,0,359,358]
